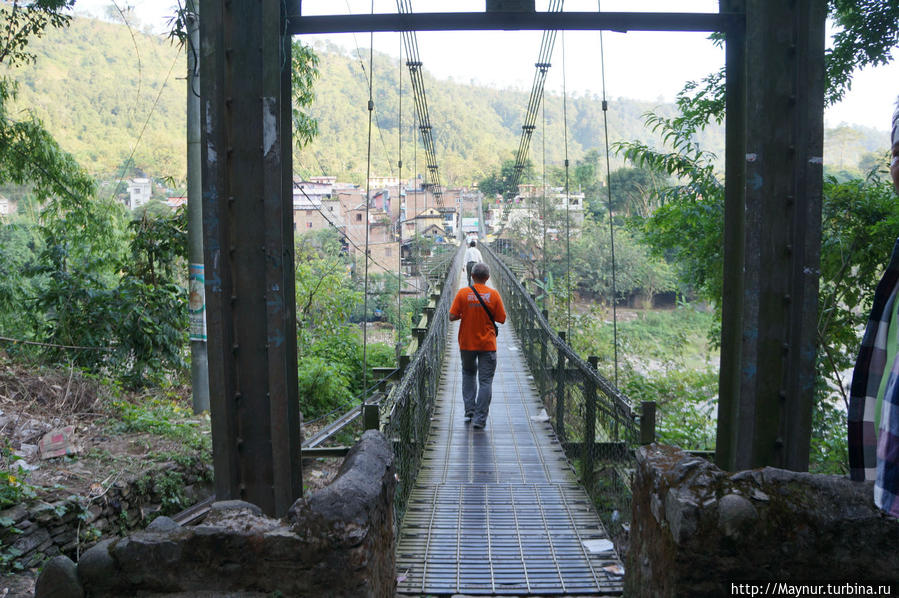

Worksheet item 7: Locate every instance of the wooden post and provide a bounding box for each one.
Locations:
[640,401,656,445]
[363,403,380,431]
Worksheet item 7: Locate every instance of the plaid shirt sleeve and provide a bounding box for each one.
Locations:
[848,238,899,516]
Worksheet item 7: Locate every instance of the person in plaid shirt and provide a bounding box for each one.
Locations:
[847,98,899,517]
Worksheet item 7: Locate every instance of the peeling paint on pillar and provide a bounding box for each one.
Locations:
[262,97,278,157]
[206,101,218,164]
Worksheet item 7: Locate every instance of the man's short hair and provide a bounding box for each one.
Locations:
[469,240,477,247]
[471,262,490,280]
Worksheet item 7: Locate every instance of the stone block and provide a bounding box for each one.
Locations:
[84,505,102,524]
[73,430,397,598]
[11,527,50,556]
[77,539,117,592]
[31,501,60,523]
[0,503,29,525]
[626,444,899,597]
[146,516,179,533]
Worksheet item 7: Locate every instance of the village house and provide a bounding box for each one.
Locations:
[127,178,152,210]
[351,240,400,276]
[292,179,337,232]
[0,194,16,220]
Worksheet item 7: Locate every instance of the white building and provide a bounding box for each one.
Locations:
[127,178,152,210]
[0,194,14,220]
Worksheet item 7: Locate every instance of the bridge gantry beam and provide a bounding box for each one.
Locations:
[200,0,302,517]
[717,0,825,472]
[196,3,824,515]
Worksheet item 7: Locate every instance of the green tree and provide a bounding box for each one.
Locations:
[565,216,676,304]
[605,166,668,220]
[478,158,533,200]
[292,40,320,150]
[827,0,899,105]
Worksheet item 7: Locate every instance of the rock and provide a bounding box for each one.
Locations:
[84,505,102,524]
[52,529,77,547]
[665,486,701,544]
[77,538,118,592]
[72,431,397,598]
[0,503,29,525]
[209,500,263,517]
[146,516,179,533]
[717,493,758,538]
[11,527,50,555]
[627,444,899,598]
[289,429,394,527]
[31,501,60,523]
[35,555,84,598]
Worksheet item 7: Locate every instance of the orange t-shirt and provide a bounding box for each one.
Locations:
[449,283,507,351]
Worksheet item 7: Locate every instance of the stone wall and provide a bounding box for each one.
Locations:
[0,459,211,571]
[35,429,397,598]
[627,444,899,597]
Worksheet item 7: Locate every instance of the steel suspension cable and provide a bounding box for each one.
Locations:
[397,0,444,209]
[362,11,375,404]
[542,86,547,289]
[345,0,395,176]
[397,32,404,348]
[414,108,419,268]
[562,31,571,342]
[497,0,562,236]
[598,0,620,386]
[508,0,564,193]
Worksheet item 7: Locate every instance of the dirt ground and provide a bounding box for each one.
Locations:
[0,358,341,597]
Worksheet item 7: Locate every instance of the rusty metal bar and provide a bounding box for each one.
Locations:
[200,0,301,517]
[556,331,566,441]
[583,355,598,490]
[729,0,824,471]
[715,0,747,471]
[288,11,740,35]
[640,401,656,445]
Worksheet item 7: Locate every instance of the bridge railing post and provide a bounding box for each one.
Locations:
[640,400,657,445]
[556,331,566,441]
[540,309,548,402]
[584,355,598,490]
[363,402,380,431]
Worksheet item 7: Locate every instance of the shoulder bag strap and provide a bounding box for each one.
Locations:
[470,285,498,336]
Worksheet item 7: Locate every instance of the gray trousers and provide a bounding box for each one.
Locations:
[466,261,476,285]
[461,350,497,425]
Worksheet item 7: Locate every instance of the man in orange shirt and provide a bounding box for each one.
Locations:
[449,262,507,429]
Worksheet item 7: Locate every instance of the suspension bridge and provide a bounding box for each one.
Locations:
[190,1,827,595]
[385,243,635,595]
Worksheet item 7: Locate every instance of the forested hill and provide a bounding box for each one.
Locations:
[6,16,891,186]
[5,15,188,180]
[299,40,698,186]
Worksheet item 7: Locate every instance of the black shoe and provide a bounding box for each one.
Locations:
[464,412,473,423]
[472,421,485,429]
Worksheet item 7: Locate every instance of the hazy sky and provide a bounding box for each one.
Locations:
[73,0,899,134]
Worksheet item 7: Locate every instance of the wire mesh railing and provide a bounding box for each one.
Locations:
[482,241,640,544]
[380,243,464,517]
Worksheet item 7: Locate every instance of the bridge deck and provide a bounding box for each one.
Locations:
[396,280,625,596]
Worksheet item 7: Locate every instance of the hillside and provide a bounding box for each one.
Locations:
[6,15,187,179]
[5,15,892,187]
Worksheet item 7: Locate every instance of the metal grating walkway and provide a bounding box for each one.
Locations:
[396,278,625,596]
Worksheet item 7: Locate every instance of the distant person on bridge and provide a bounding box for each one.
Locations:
[464,240,483,286]
[449,262,506,429]
[848,98,899,518]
